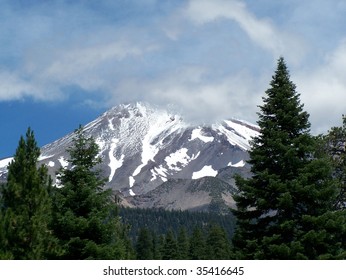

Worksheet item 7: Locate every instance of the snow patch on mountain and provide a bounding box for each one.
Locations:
[132,105,187,178]
[108,117,115,131]
[0,157,13,169]
[192,165,218,179]
[0,158,12,168]
[228,160,246,167]
[129,176,135,188]
[84,117,103,131]
[133,124,161,176]
[95,138,106,154]
[129,189,136,196]
[214,119,259,150]
[58,156,68,168]
[190,128,214,143]
[108,139,125,182]
[151,166,168,182]
[38,154,54,161]
[224,120,259,142]
[164,148,200,172]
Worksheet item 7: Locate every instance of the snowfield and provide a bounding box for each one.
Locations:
[192,165,218,179]
[0,157,13,169]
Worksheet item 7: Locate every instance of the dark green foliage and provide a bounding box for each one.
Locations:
[133,222,235,260]
[299,210,345,259]
[155,234,165,260]
[206,225,231,259]
[152,232,163,260]
[322,115,346,209]
[177,227,189,259]
[51,127,132,259]
[136,227,154,259]
[162,229,178,260]
[233,57,345,259]
[119,206,236,241]
[0,128,58,259]
[121,207,236,259]
[189,227,207,260]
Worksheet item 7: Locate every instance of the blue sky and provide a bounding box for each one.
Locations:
[1,0,346,158]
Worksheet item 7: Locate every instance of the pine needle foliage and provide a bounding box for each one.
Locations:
[0,128,57,259]
[51,126,131,259]
[322,115,346,210]
[233,57,345,259]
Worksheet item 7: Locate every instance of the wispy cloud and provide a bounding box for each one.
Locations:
[184,0,307,63]
[109,66,264,125]
[39,40,157,92]
[0,71,37,101]
[0,0,346,133]
[295,39,346,132]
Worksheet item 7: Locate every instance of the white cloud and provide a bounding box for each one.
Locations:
[0,71,41,101]
[109,66,263,125]
[41,41,146,90]
[185,0,306,63]
[295,39,346,133]
[0,1,163,102]
[0,68,65,102]
[0,35,159,103]
[0,0,345,135]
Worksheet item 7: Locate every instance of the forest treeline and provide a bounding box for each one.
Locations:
[0,57,345,259]
[119,207,236,242]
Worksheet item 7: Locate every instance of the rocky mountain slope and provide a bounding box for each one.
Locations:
[0,102,259,212]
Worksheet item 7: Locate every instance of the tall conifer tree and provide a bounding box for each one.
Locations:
[136,227,154,259]
[206,225,231,259]
[233,57,345,259]
[189,227,206,260]
[177,227,189,260]
[51,127,130,259]
[0,128,56,259]
[162,229,178,260]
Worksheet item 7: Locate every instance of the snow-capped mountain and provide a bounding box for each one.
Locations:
[0,102,259,211]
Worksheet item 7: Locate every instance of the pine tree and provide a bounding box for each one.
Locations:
[51,126,130,259]
[206,225,231,259]
[233,57,345,259]
[156,234,165,260]
[0,209,14,259]
[189,227,206,260]
[136,227,154,259]
[177,227,189,259]
[151,232,161,259]
[162,229,178,260]
[0,128,57,259]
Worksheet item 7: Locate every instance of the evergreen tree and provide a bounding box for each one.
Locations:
[206,225,231,259]
[189,227,206,260]
[156,234,165,260]
[136,227,153,259]
[0,128,57,259]
[233,57,345,259]
[177,227,189,259]
[162,229,178,260]
[51,126,130,259]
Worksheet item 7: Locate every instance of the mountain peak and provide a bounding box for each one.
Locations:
[0,102,259,211]
[99,102,184,127]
